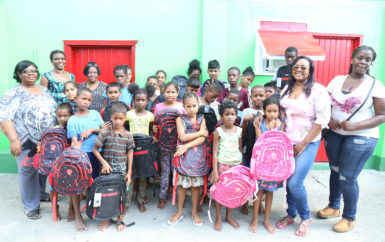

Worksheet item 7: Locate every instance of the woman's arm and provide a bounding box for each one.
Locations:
[39,75,49,88]
[0,121,21,157]
[212,130,220,184]
[176,117,208,142]
[341,97,385,131]
[294,123,322,157]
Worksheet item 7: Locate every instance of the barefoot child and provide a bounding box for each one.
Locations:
[212,100,242,232]
[93,103,134,232]
[64,81,79,113]
[66,87,106,231]
[168,92,208,226]
[153,82,186,209]
[249,97,285,234]
[126,88,154,213]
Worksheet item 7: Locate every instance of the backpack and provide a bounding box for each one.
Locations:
[242,113,263,167]
[209,165,257,209]
[49,147,93,195]
[132,134,159,178]
[33,127,69,175]
[250,130,295,182]
[101,101,130,123]
[171,75,188,100]
[86,174,127,221]
[154,109,181,152]
[197,105,217,134]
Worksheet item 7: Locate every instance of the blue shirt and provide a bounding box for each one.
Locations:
[67,110,104,152]
[103,88,133,107]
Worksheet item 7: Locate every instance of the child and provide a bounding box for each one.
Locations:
[113,65,134,106]
[200,59,228,97]
[102,82,130,123]
[126,88,154,213]
[93,103,134,232]
[264,82,279,98]
[186,76,201,94]
[239,67,255,106]
[212,100,243,232]
[66,87,106,231]
[241,85,265,126]
[64,81,79,113]
[226,89,243,119]
[147,76,161,96]
[217,67,249,110]
[145,83,156,112]
[249,97,285,234]
[155,70,167,90]
[199,81,223,117]
[168,92,208,226]
[153,82,186,209]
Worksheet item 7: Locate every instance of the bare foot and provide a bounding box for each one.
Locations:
[67,206,75,222]
[98,220,111,231]
[75,216,87,232]
[144,197,149,204]
[138,202,147,213]
[157,199,166,209]
[192,213,203,226]
[168,212,183,224]
[249,217,258,233]
[214,217,222,232]
[241,204,249,215]
[225,216,240,229]
[55,205,62,222]
[264,220,275,234]
[117,222,126,232]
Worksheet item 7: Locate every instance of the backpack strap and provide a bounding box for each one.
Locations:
[172,156,180,206]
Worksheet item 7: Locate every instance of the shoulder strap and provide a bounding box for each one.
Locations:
[346,78,375,121]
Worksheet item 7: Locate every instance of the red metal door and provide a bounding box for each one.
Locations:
[64,40,137,84]
[312,33,362,162]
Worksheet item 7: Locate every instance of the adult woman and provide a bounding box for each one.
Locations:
[40,50,75,104]
[79,62,107,112]
[317,46,385,232]
[0,60,56,219]
[276,56,331,236]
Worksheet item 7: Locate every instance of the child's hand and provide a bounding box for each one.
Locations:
[36,142,41,153]
[253,116,262,129]
[101,163,112,174]
[125,173,131,186]
[152,136,158,143]
[212,172,219,185]
[274,119,281,129]
[81,129,93,139]
[244,114,255,122]
[101,122,111,129]
[153,125,159,134]
[174,144,189,157]
[200,129,209,138]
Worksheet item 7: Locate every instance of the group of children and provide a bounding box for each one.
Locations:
[41,57,287,234]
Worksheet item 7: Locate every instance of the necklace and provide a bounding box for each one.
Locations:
[20,82,37,88]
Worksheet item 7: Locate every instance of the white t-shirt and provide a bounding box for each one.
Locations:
[327,75,385,138]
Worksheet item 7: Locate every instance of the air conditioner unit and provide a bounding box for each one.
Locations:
[263,58,286,73]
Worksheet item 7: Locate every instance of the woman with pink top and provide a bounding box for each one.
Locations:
[275,56,331,237]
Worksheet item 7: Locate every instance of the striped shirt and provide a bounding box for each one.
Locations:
[95,127,135,175]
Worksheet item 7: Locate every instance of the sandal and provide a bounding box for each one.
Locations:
[295,219,311,237]
[276,216,295,229]
[25,209,41,220]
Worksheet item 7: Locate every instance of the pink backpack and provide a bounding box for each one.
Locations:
[250,130,295,182]
[209,165,257,209]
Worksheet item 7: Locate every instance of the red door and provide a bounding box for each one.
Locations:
[64,40,137,84]
[312,33,362,162]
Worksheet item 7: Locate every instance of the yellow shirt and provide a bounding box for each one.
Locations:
[126,110,154,135]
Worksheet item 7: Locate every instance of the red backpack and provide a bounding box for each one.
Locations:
[33,127,69,175]
[154,109,181,152]
[49,147,93,196]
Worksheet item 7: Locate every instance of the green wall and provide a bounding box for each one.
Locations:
[1,0,385,172]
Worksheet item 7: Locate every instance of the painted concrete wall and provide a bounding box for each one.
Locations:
[1,0,385,170]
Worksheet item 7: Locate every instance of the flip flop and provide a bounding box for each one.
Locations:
[295,219,311,237]
[25,209,41,220]
[276,216,295,229]
[193,220,203,227]
[168,215,184,226]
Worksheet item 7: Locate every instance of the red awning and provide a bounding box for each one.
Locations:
[258,29,325,59]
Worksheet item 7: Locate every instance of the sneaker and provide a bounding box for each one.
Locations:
[317,206,340,219]
[333,218,355,232]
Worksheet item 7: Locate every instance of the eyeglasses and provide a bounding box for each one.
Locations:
[292,65,308,71]
[22,70,38,74]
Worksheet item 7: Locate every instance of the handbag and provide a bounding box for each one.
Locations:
[322,78,376,139]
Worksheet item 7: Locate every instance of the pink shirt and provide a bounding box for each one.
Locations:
[154,102,186,116]
[280,83,331,144]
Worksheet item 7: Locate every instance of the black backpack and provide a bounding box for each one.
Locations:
[132,134,159,178]
[101,101,130,122]
[171,75,188,100]
[154,109,181,152]
[197,105,217,134]
[242,113,263,167]
[86,174,127,221]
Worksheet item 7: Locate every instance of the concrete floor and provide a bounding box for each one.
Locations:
[0,170,385,242]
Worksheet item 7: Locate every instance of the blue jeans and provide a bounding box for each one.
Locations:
[286,140,320,220]
[325,131,377,221]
